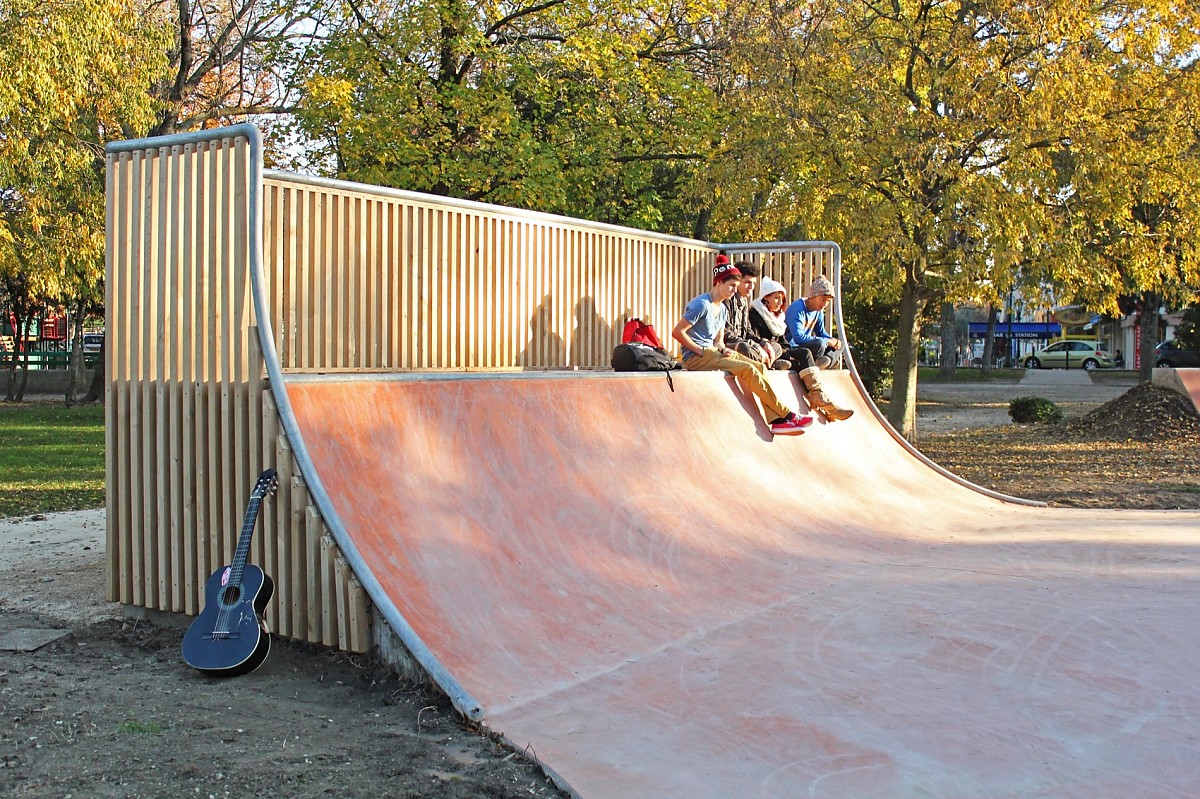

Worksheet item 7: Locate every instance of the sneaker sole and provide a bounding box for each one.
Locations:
[770,426,807,436]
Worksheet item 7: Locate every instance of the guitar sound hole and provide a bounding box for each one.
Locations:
[220,586,243,606]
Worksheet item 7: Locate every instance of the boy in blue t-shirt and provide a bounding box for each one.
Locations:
[672,257,812,436]
[781,275,854,421]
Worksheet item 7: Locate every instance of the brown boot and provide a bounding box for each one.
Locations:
[798,367,854,422]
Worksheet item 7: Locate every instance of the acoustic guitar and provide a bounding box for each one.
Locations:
[181,468,278,677]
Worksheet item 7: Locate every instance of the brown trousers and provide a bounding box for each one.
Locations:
[683,348,792,421]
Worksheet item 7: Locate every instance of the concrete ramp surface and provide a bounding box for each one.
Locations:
[284,371,1199,798]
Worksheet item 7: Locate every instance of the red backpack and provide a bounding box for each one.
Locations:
[621,318,662,348]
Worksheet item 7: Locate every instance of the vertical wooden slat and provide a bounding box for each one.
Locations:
[204,142,223,577]
[166,145,185,611]
[231,140,251,585]
[289,473,309,640]
[335,554,352,651]
[153,144,171,609]
[305,505,324,642]
[262,392,283,634]
[347,576,371,653]
[107,152,132,603]
[133,148,154,606]
[319,533,337,645]
[180,145,199,615]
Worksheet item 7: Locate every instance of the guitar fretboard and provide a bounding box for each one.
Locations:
[226,494,264,588]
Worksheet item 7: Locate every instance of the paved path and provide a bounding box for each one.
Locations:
[918,373,1132,406]
[1020,367,1096,385]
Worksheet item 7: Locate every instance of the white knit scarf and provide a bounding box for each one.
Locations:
[750,299,787,338]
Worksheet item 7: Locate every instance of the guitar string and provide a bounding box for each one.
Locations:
[213,492,264,638]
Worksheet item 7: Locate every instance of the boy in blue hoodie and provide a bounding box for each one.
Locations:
[782,275,854,422]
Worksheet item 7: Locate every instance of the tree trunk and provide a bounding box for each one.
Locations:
[887,273,927,441]
[65,309,87,407]
[938,301,956,379]
[1138,293,1160,384]
[82,337,105,403]
[981,304,998,374]
[12,355,29,402]
[692,207,711,241]
[3,274,33,402]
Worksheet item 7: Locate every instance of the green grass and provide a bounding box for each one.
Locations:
[0,403,105,518]
[917,366,1025,383]
[117,715,167,735]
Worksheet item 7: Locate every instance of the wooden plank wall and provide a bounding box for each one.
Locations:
[106,132,837,656]
[261,177,837,371]
[106,135,370,652]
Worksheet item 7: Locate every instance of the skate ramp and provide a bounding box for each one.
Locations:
[283,370,1200,798]
[1153,366,1200,415]
[1177,368,1200,414]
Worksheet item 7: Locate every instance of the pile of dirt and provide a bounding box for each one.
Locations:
[1067,383,1200,442]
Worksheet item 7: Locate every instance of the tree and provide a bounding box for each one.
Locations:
[149,0,333,138]
[1030,11,1200,384]
[1175,304,1200,352]
[292,0,722,230]
[706,0,1200,438]
[0,0,169,401]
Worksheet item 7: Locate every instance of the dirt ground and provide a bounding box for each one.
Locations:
[2,375,1198,798]
[0,512,566,799]
[914,377,1200,509]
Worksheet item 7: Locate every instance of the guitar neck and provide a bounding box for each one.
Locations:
[227,494,264,587]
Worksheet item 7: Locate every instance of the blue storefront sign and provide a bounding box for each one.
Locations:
[967,322,1061,340]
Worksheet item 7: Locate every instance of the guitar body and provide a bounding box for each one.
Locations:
[182,564,275,677]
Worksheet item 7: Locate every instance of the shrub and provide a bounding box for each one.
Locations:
[1009,396,1064,424]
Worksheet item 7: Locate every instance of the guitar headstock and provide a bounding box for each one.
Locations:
[252,468,279,499]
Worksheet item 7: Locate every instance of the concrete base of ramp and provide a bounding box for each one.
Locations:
[284,371,1200,798]
[1155,366,1200,414]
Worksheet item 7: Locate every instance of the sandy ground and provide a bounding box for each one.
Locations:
[0,372,1137,797]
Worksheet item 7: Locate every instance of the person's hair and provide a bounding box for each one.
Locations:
[734,261,760,279]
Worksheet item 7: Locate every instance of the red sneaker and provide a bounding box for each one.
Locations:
[789,412,814,428]
[770,414,811,436]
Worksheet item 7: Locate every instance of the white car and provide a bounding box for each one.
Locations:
[1023,340,1115,370]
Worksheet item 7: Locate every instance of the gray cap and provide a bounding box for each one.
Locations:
[809,275,835,298]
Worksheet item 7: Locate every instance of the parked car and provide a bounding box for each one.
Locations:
[1154,339,1200,368]
[82,332,104,353]
[1023,340,1115,370]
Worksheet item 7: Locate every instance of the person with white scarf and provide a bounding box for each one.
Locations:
[753,277,854,422]
[749,277,791,368]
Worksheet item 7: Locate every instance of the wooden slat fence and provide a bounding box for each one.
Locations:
[263,173,837,372]
[106,126,838,655]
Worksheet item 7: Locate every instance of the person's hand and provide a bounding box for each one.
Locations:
[828,338,842,350]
